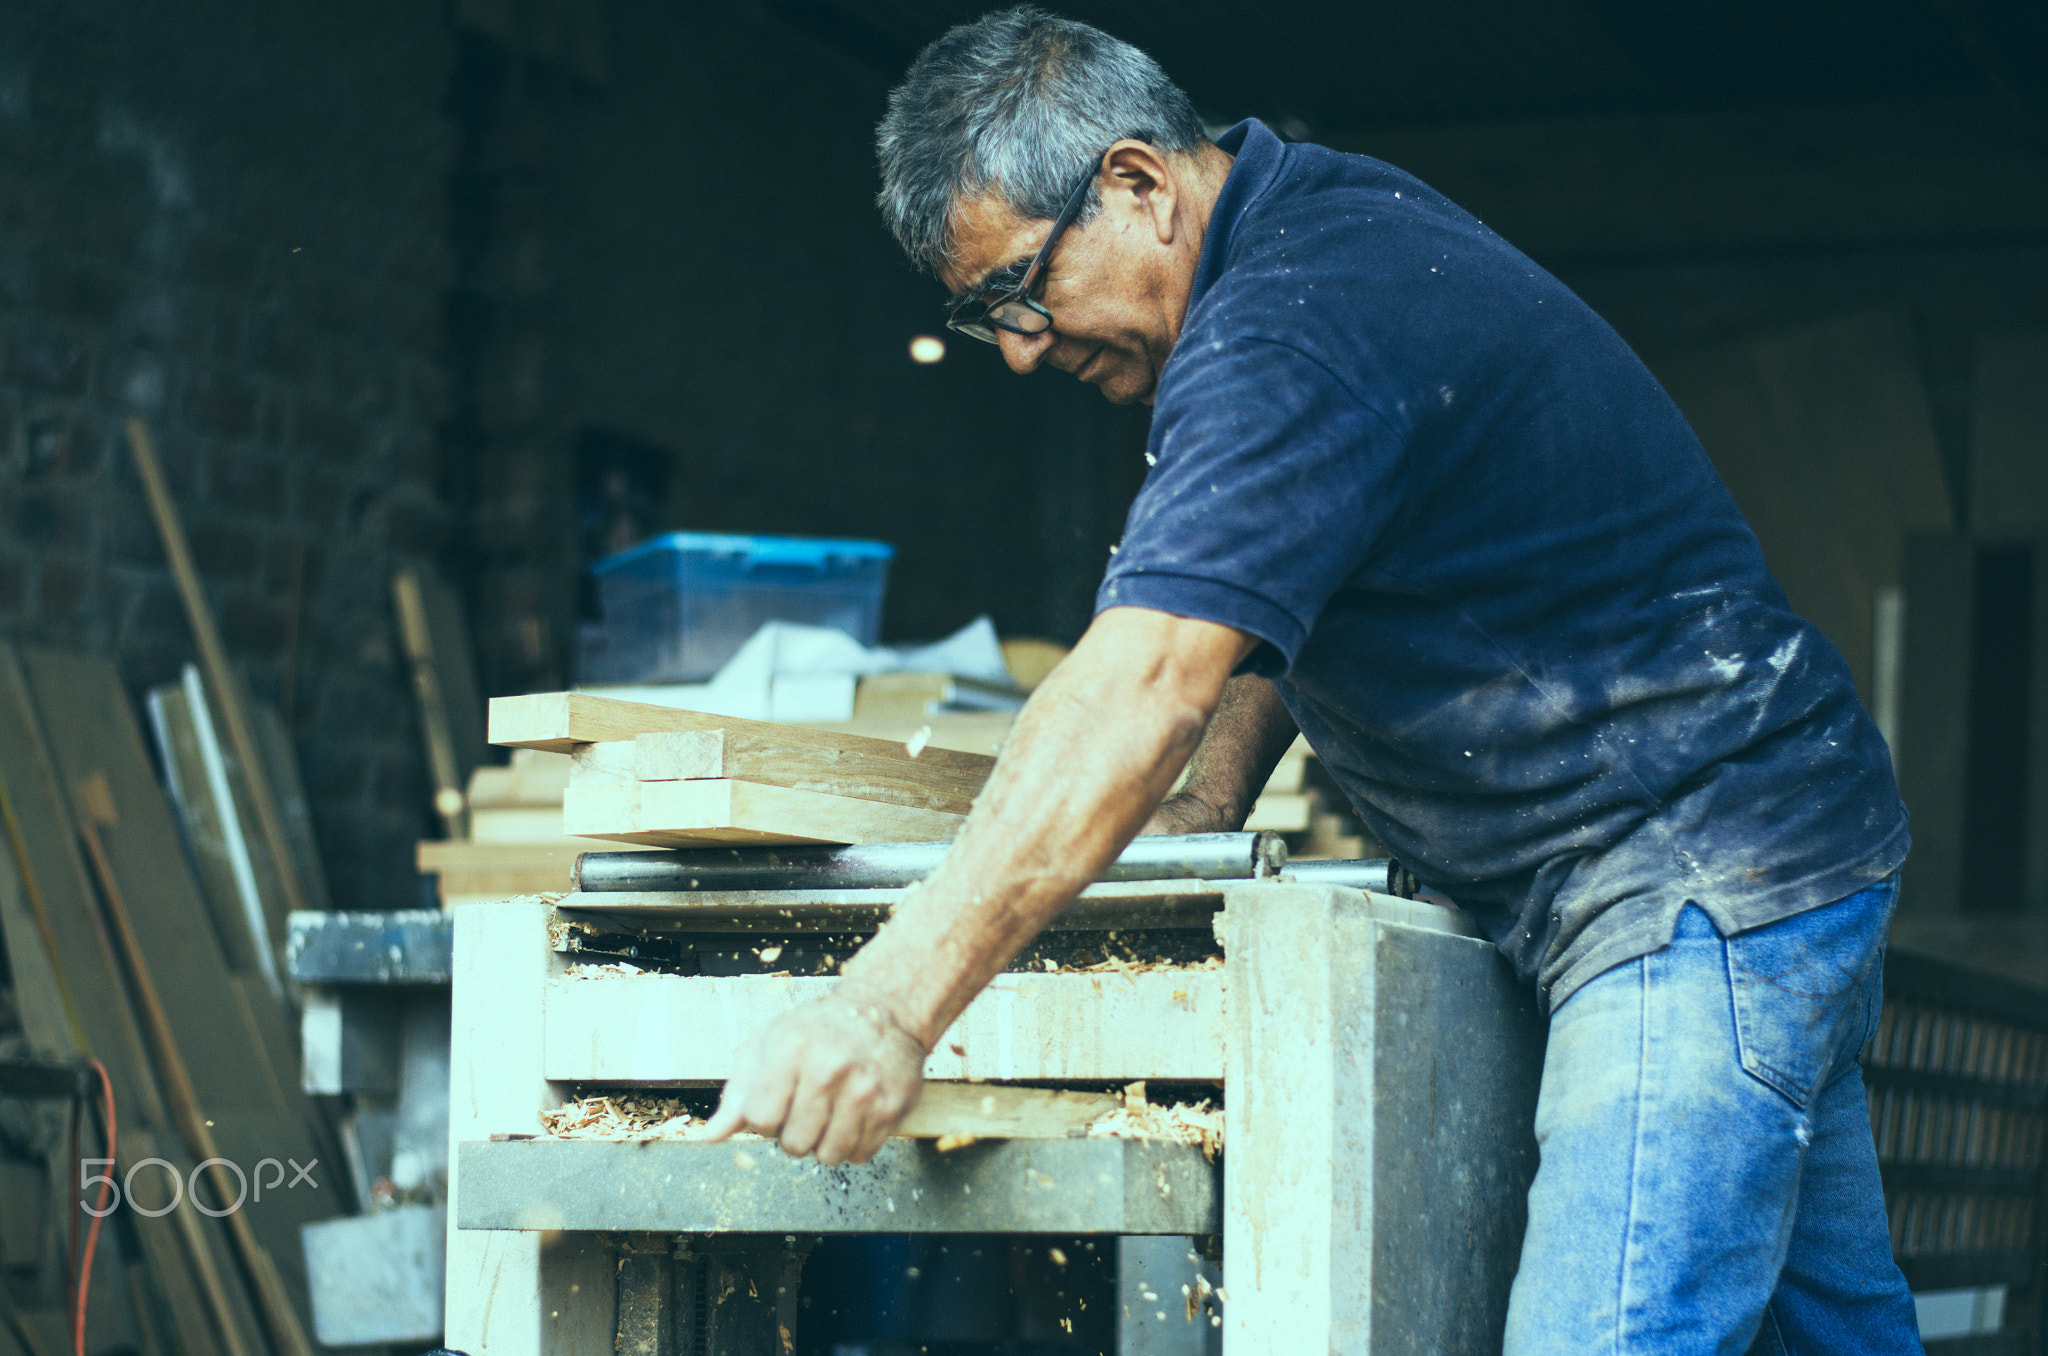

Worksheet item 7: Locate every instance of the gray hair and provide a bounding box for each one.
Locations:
[875,6,1208,276]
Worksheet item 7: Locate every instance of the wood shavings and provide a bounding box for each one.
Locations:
[562,960,645,978]
[540,1094,760,1141]
[1087,1081,1224,1159]
[934,1132,977,1153]
[548,917,599,950]
[1039,953,1225,976]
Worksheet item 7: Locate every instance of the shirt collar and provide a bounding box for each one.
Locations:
[1187,118,1287,316]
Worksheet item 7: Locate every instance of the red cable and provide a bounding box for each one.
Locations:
[72,1059,115,1356]
[65,1095,80,1323]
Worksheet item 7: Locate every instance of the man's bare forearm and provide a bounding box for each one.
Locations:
[836,608,1253,1049]
[1144,674,1299,834]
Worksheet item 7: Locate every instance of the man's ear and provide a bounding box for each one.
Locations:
[1102,139,1179,245]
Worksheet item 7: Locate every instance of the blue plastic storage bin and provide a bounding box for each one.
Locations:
[578,531,894,684]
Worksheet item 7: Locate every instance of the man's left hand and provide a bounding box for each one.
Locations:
[701,987,929,1164]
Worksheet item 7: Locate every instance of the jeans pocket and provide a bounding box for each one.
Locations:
[1727,878,1896,1108]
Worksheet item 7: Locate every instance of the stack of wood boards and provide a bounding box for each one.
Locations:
[490,691,997,847]
[0,642,331,1356]
[418,667,1015,899]
[469,686,1351,857]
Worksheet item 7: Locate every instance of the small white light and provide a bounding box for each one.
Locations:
[909,334,946,364]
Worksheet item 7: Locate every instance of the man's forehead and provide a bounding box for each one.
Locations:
[942,192,1048,294]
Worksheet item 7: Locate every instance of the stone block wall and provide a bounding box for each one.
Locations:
[0,0,455,910]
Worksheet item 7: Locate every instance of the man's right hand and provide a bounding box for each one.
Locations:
[702,986,929,1166]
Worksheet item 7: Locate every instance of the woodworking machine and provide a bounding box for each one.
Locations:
[443,833,1541,1355]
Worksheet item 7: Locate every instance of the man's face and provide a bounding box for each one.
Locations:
[940,165,1192,406]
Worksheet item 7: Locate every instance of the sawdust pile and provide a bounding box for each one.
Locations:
[543,1084,1224,1156]
[540,1094,733,1140]
[1087,1081,1224,1160]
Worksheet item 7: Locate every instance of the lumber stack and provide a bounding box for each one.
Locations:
[468,688,1360,858]
[0,642,331,1356]
[489,692,998,847]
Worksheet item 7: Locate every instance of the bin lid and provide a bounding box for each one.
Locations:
[593,531,895,573]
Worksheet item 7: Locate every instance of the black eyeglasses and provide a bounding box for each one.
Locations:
[945,158,1102,345]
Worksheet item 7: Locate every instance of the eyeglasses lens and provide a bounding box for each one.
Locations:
[988,300,1051,334]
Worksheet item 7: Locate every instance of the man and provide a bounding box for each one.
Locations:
[705,8,1920,1351]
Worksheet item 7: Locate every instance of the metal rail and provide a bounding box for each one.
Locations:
[573,830,1290,893]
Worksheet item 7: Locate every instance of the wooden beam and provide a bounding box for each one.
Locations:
[126,419,310,917]
[897,1083,1119,1140]
[491,692,993,812]
[543,968,1225,1082]
[562,778,966,847]
[394,569,470,839]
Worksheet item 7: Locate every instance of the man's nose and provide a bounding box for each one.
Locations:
[997,327,1055,375]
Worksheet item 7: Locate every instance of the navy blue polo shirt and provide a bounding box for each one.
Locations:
[1098,120,1907,1007]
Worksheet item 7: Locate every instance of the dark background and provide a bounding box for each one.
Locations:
[1,0,2044,982]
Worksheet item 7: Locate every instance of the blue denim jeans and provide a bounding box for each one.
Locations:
[1503,878,1923,1354]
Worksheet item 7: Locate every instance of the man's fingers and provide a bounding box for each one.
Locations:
[813,1079,879,1166]
[704,1030,802,1141]
[776,1064,840,1159]
[701,1072,753,1141]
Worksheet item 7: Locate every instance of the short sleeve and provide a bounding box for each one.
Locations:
[1095,335,1406,672]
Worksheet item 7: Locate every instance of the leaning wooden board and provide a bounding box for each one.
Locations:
[0,647,163,1123]
[19,648,328,1342]
[491,691,993,813]
[0,645,252,1356]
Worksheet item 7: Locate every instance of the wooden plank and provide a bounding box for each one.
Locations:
[809,709,1016,757]
[490,692,993,812]
[563,779,966,847]
[120,1129,264,1356]
[69,769,313,1356]
[394,569,470,838]
[0,805,83,1060]
[0,645,164,1127]
[896,1082,1118,1140]
[466,748,572,808]
[415,568,488,778]
[543,968,1225,1082]
[185,669,298,996]
[146,680,269,980]
[20,648,327,1355]
[127,418,309,917]
[632,729,724,780]
[469,806,575,843]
